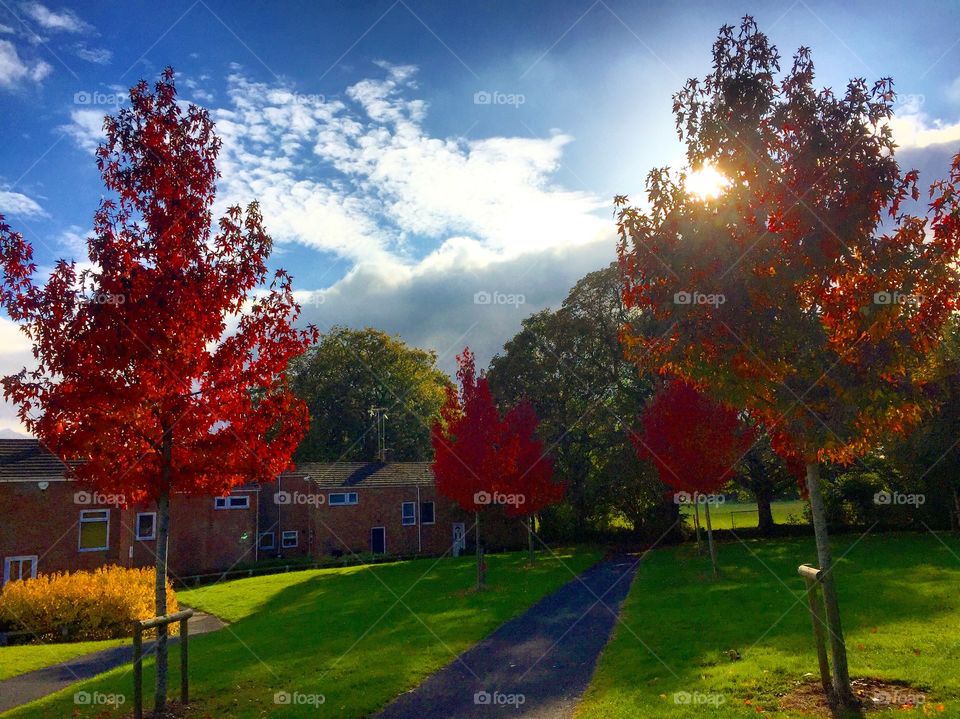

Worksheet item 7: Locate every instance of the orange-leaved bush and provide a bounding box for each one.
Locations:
[0,565,177,642]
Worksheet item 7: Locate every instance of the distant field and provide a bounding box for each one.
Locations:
[680,500,807,530]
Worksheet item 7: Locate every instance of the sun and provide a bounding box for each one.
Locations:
[685,163,729,201]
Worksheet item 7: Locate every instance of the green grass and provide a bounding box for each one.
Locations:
[2,547,602,718]
[576,532,960,718]
[0,639,126,681]
[680,499,808,530]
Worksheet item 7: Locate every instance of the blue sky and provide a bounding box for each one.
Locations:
[1,0,960,434]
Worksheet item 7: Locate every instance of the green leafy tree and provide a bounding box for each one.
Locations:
[289,327,451,462]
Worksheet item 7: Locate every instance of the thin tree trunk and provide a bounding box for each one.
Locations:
[756,485,775,535]
[805,461,852,706]
[475,511,484,590]
[693,501,703,554]
[527,515,535,564]
[703,500,718,577]
[154,489,170,714]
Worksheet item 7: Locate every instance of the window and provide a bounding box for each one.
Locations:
[420,501,435,525]
[282,530,299,548]
[135,512,156,540]
[3,556,37,585]
[328,492,358,506]
[401,501,416,526]
[79,510,110,551]
[259,532,275,550]
[215,495,250,510]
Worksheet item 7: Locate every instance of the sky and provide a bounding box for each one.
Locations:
[1,0,960,435]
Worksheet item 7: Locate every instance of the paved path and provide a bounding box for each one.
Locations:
[375,554,639,719]
[0,611,225,714]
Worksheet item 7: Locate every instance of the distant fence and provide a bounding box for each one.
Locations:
[729,509,760,530]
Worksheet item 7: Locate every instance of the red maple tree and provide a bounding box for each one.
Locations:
[0,69,317,712]
[633,378,754,575]
[432,349,562,582]
[616,18,960,703]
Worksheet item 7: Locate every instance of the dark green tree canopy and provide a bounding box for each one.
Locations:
[289,327,452,462]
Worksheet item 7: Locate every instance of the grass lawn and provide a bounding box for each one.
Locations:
[3,546,601,718]
[0,639,126,681]
[576,532,960,718]
[680,499,808,530]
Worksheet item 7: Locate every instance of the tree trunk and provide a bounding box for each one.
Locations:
[527,515,535,564]
[154,489,170,714]
[756,485,775,535]
[703,500,718,577]
[805,461,853,706]
[692,501,703,554]
[475,511,485,590]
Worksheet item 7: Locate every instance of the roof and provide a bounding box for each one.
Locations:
[0,439,71,482]
[287,462,435,489]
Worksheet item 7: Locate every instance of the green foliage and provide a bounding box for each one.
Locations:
[289,326,452,462]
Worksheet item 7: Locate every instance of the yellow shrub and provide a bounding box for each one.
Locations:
[0,565,178,642]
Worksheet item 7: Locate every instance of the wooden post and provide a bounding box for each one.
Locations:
[692,501,702,554]
[180,616,189,705]
[133,625,143,719]
[703,500,718,577]
[132,609,193,719]
[798,564,833,701]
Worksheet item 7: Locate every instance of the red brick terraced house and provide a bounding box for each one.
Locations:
[0,440,526,585]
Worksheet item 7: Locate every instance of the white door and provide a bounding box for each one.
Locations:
[452,523,466,557]
[3,556,37,585]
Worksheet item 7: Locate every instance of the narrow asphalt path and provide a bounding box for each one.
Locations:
[375,554,639,719]
[0,611,225,714]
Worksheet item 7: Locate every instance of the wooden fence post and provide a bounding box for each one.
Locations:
[798,564,833,701]
[180,616,189,705]
[132,609,194,719]
[133,625,143,719]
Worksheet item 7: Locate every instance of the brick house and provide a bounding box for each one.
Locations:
[1,440,526,585]
[259,463,526,560]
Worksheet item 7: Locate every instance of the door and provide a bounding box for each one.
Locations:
[452,523,466,557]
[3,556,37,585]
[371,527,386,554]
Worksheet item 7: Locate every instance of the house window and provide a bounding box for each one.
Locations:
[420,501,435,525]
[79,509,110,551]
[259,532,275,550]
[3,556,37,585]
[401,501,416,526]
[328,492,358,506]
[215,495,250,510]
[135,512,156,540]
[282,530,299,548]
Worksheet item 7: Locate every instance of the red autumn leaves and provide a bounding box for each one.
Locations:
[431,348,563,518]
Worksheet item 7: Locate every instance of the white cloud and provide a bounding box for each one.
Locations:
[73,44,111,64]
[0,189,45,217]
[59,107,105,151]
[0,23,15,34]
[0,316,36,436]
[890,104,960,150]
[21,2,91,33]
[0,38,52,88]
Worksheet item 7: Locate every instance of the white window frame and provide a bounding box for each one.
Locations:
[259,531,275,550]
[401,501,416,526]
[328,492,358,506]
[420,501,436,525]
[135,512,157,540]
[215,495,250,510]
[3,555,38,585]
[281,530,299,548]
[78,509,110,552]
